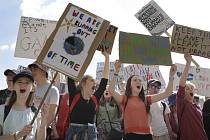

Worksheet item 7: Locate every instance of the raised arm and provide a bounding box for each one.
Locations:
[102,50,109,79]
[94,50,109,100]
[108,60,123,103]
[151,64,177,103]
[179,54,192,87]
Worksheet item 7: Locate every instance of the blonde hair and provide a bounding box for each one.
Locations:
[185,81,196,89]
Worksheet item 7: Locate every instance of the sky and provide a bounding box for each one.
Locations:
[0,0,210,89]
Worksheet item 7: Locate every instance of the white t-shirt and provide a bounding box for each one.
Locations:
[0,105,37,140]
[34,82,59,107]
[150,101,170,136]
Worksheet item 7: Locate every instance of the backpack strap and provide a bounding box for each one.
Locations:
[3,105,11,122]
[90,95,99,112]
[161,101,166,115]
[69,94,81,114]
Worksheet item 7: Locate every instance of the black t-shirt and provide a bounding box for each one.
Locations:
[68,77,108,124]
[0,89,13,105]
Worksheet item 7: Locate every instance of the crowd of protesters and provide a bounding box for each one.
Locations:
[0,52,209,140]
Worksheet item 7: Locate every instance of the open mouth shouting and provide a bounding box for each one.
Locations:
[137,86,141,89]
[20,89,26,93]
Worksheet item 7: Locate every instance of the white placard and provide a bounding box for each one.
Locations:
[15,16,57,59]
[123,64,166,90]
[135,0,174,35]
[174,63,210,97]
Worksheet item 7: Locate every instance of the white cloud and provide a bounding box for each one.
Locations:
[0,45,10,50]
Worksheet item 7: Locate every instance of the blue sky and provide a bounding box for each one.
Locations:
[1,0,210,89]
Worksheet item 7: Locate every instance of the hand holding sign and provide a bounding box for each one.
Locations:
[170,64,177,78]
[184,53,192,63]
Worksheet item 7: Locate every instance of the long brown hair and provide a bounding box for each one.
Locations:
[8,91,35,108]
[125,75,150,113]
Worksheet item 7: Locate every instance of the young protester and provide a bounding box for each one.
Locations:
[0,70,46,140]
[108,60,177,140]
[0,69,17,105]
[28,62,60,139]
[177,53,208,140]
[148,79,173,140]
[202,99,210,140]
[97,86,122,140]
[65,50,109,140]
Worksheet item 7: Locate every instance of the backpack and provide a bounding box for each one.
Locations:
[56,93,99,139]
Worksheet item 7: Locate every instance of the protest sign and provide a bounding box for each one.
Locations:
[96,62,124,83]
[97,25,118,54]
[119,31,172,65]
[135,0,174,35]
[123,64,166,90]
[37,3,110,81]
[171,24,210,59]
[174,63,210,97]
[15,16,57,59]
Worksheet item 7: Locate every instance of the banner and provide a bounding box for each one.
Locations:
[119,31,172,65]
[37,3,110,81]
[171,24,210,59]
[96,62,124,83]
[15,16,57,59]
[174,63,210,97]
[135,0,174,35]
[97,25,118,54]
[123,64,166,90]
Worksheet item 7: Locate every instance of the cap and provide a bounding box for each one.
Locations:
[168,93,176,106]
[4,69,18,76]
[148,79,161,86]
[13,70,34,83]
[28,62,48,72]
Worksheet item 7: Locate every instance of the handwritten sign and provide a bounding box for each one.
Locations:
[15,16,57,59]
[119,31,172,65]
[135,0,174,35]
[97,25,118,54]
[174,63,210,97]
[123,64,166,90]
[171,24,210,59]
[37,3,110,81]
[96,62,124,82]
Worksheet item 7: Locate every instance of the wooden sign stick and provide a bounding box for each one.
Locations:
[23,72,58,140]
[165,31,200,67]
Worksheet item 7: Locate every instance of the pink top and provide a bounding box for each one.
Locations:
[121,95,152,134]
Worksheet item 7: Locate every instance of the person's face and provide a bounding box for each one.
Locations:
[14,77,33,100]
[103,86,111,101]
[169,105,176,113]
[6,73,15,88]
[184,85,194,103]
[83,76,96,96]
[130,76,142,94]
[29,65,44,80]
[149,83,161,95]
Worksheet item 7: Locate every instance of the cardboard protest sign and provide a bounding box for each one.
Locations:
[119,31,172,66]
[15,16,57,59]
[171,24,210,59]
[96,62,124,82]
[37,3,110,81]
[97,25,118,54]
[123,64,166,90]
[135,0,174,35]
[174,63,210,97]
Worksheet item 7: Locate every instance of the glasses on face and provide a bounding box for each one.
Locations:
[151,85,161,89]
